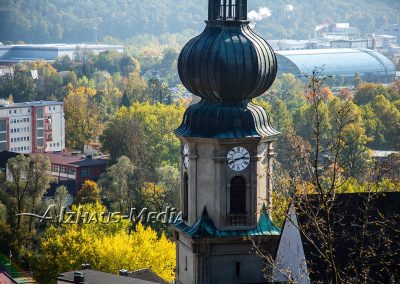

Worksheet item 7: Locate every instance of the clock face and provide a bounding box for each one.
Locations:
[227,147,250,172]
[183,143,190,169]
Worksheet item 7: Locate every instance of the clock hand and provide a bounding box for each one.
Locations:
[228,155,245,164]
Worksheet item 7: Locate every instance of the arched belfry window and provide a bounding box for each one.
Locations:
[183,172,189,221]
[230,176,246,213]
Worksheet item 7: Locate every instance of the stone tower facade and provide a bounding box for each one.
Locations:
[173,1,280,283]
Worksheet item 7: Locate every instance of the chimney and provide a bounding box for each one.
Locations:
[81,263,91,270]
[119,269,128,276]
[73,271,85,284]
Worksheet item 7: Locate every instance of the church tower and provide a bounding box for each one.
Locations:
[173,1,280,283]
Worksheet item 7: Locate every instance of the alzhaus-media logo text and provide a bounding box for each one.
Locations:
[16,205,183,224]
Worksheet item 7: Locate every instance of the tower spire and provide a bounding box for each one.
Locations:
[208,0,248,21]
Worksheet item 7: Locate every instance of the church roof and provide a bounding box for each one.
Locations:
[174,100,280,139]
[174,206,280,238]
[294,192,400,283]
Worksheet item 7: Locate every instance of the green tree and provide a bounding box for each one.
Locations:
[269,98,293,132]
[147,78,172,104]
[0,64,35,102]
[101,102,185,182]
[98,156,136,212]
[363,95,400,149]
[52,186,72,213]
[4,154,52,239]
[119,55,141,76]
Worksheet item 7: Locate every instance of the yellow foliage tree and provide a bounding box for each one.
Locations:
[76,180,101,205]
[64,85,101,150]
[30,202,175,283]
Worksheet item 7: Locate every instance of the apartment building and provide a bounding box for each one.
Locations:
[0,100,65,153]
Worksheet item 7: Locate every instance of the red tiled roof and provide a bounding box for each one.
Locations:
[38,152,109,167]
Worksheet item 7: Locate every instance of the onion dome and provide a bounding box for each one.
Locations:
[175,0,279,139]
[178,0,277,102]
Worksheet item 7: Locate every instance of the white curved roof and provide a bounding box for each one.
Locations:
[276,48,396,77]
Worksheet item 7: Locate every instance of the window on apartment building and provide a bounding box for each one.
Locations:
[0,133,6,141]
[80,168,89,178]
[0,142,5,151]
[8,110,11,114]
[37,129,44,137]
[37,138,44,146]
[36,108,44,118]
[37,120,44,128]
[14,110,16,114]
[68,169,76,175]
[0,120,5,132]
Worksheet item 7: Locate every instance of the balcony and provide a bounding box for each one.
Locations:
[229,213,248,226]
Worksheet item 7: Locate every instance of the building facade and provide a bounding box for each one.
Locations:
[275,48,396,84]
[0,100,65,153]
[44,152,109,195]
[173,1,280,283]
[0,44,123,64]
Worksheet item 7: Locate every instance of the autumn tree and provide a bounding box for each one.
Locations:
[30,203,175,283]
[254,70,395,284]
[353,82,391,105]
[122,72,148,105]
[33,61,63,100]
[64,85,102,150]
[76,180,101,205]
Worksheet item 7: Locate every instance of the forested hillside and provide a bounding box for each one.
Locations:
[0,0,398,44]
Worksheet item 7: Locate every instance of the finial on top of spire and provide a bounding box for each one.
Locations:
[208,0,248,21]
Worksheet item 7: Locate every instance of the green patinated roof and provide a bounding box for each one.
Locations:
[174,205,280,238]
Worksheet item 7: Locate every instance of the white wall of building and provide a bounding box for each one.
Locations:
[273,206,310,284]
[44,104,65,152]
[0,102,65,154]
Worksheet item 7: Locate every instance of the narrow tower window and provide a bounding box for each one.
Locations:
[230,176,246,213]
[183,172,189,221]
[235,262,241,278]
